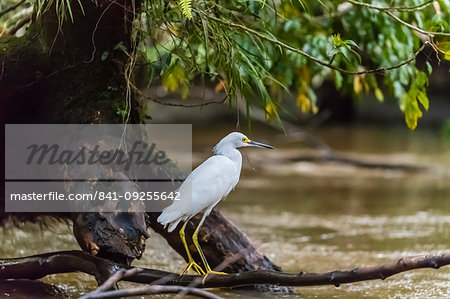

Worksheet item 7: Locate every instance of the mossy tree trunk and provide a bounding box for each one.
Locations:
[0,0,145,264]
[1,0,140,125]
[0,0,284,283]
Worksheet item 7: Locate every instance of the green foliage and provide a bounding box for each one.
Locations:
[443,119,450,138]
[400,71,429,130]
[179,0,193,19]
[34,0,84,23]
[327,34,361,65]
[22,0,450,129]
[136,0,448,129]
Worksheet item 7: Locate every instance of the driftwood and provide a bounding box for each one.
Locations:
[1,250,449,290]
[147,209,280,273]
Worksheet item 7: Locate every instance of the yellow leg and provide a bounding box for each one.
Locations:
[192,213,227,283]
[179,219,205,275]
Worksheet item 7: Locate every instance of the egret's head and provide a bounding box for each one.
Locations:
[214,132,274,154]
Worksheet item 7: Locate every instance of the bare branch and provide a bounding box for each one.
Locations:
[7,16,31,35]
[81,285,223,299]
[131,81,229,107]
[91,268,142,293]
[0,0,26,18]
[347,0,433,12]
[146,95,228,107]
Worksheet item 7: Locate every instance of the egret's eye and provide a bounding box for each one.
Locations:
[242,138,250,143]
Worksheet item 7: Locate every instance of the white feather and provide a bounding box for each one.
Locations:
[157,133,248,231]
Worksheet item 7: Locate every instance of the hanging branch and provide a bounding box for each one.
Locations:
[146,94,228,107]
[347,0,450,37]
[346,0,434,12]
[199,11,430,75]
[129,81,229,107]
[0,250,449,289]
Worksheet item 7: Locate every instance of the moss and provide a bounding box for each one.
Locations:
[0,4,142,125]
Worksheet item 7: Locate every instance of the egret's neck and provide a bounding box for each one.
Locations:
[213,144,242,170]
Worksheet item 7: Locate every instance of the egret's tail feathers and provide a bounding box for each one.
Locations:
[157,211,184,232]
[167,219,182,232]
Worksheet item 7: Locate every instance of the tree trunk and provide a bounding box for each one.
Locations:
[0,0,147,265]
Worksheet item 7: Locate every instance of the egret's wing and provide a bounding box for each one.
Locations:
[157,156,238,230]
[187,155,238,212]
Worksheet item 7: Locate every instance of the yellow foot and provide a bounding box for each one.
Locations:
[180,261,206,276]
[202,270,228,284]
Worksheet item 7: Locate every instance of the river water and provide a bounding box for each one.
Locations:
[1,125,449,298]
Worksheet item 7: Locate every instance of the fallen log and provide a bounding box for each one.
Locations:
[147,209,280,274]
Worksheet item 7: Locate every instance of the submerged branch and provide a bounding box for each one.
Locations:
[81,268,222,299]
[82,285,223,299]
[0,251,449,289]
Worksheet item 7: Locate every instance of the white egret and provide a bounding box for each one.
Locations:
[157,132,274,278]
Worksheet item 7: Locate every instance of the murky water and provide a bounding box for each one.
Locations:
[1,125,449,298]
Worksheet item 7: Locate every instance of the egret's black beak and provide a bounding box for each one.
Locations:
[248,140,275,149]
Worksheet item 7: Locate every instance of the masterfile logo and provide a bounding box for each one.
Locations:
[4,124,192,213]
[25,141,170,170]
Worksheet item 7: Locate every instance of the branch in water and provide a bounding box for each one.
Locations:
[81,268,222,299]
[0,251,449,289]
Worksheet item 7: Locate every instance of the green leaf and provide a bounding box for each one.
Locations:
[344,40,359,49]
[401,72,429,130]
[403,92,422,130]
[334,70,343,89]
[417,90,429,111]
[114,42,127,53]
[249,1,261,16]
[153,53,172,75]
[445,50,450,61]
[101,51,109,61]
[426,62,433,75]
[375,88,384,102]
[416,71,428,87]
[331,34,342,47]
[326,44,339,57]
[65,0,74,22]
[77,0,85,15]
[347,47,362,64]
[179,0,192,19]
